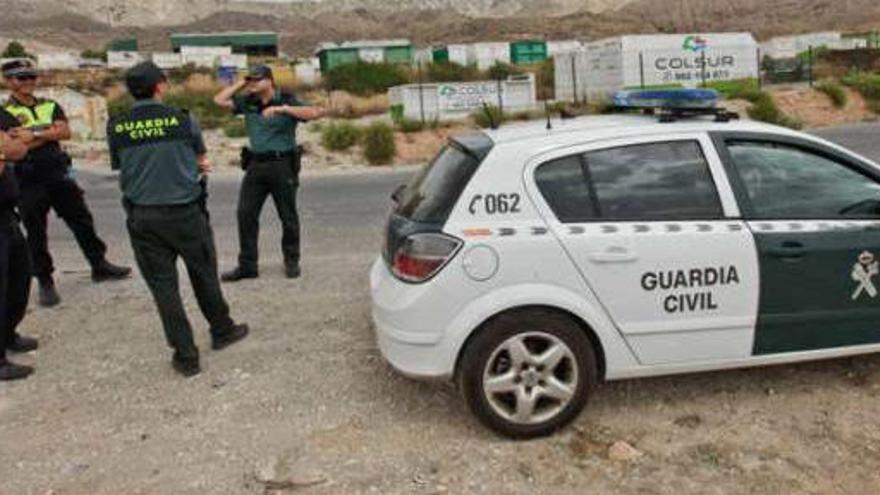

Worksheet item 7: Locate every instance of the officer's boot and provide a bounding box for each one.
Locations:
[91,259,133,282]
[0,358,34,381]
[221,267,259,283]
[37,277,61,308]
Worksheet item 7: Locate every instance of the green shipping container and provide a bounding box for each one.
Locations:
[384,46,414,64]
[432,48,450,63]
[107,38,138,52]
[170,32,278,56]
[510,40,548,65]
[318,49,359,72]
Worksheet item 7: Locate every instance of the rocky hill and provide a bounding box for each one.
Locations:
[1,0,879,56]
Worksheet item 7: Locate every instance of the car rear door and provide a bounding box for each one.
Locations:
[526,133,760,365]
[713,132,880,355]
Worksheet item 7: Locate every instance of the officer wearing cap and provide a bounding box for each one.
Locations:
[2,59,131,308]
[108,62,249,377]
[0,109,39,380]
[213,65,323,282]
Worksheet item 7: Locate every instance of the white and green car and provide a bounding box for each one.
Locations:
[370,113,880,438]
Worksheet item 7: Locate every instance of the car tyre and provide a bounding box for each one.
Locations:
[458,309,598,439]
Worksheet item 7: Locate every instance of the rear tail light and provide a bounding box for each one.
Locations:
[392,233,462,283]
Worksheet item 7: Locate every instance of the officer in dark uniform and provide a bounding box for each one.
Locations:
[2,59,131,308]
[213,65,323,282]
[108,62,249,377]
[0,109,39,381]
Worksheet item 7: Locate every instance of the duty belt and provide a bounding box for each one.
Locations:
[251,149,296,162]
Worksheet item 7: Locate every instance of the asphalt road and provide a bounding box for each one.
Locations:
[64,122,880,267]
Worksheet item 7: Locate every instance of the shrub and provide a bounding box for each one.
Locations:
[321,121,362,151]
[423,61,483,83]
[842,72,880,101]
[107,95,134,118]
[705,78,762,102]
[487,62,524,81]
[222,119,248,138]
[324,61,409,96]
[747,92,803,129]
[164,90,231,129]
[471,105,506,129]
[361,122,397,166]
[816,80,848,108]
[397,118,425,133]
[166,64,215,85]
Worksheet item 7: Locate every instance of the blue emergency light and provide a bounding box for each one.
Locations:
[612,88,719,109]
[611,88,736,122]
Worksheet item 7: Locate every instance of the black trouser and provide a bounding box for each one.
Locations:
[237,157,300,273]
[126,202,235,361]
[0,216,33,363]
[19,178,107,282]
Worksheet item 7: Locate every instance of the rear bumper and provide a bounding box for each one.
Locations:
[370,258,456,380]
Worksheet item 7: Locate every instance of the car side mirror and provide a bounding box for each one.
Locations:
[391,184,406,204]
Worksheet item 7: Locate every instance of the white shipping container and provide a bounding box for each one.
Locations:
[547,40,583,56]
[37,52,80,70]
[108,51,144,70]
[761,32,842,59]
[389,74,536,122]
[471,42,511,70]
[555,33,759,103]
[294,59,321,86]
[446,44,471,66]
[179,46,232,57]
[152,52,184,70]
[219,54,248,70]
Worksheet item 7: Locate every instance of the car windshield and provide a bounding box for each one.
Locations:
[395,144,481,224]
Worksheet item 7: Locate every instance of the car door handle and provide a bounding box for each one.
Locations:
[587,246,638,263]
[767,241,807,260]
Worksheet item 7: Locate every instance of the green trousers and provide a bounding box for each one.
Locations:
[126,202,235,360]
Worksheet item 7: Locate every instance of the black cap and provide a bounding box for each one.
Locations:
[245,65,273,81]
[2,59,38,78]
[125,61,166,98]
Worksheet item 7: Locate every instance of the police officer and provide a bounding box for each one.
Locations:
[213,65,323,282]
[0,109,39,381]
[108,62,249,377]
[2,59,131,308]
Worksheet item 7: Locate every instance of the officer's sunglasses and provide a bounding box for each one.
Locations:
[13,75,37,82]
[245,76,266,83]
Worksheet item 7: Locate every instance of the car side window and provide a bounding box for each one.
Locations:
[534,155,597,223]
[727,141,880,219]
[535,140,723,223]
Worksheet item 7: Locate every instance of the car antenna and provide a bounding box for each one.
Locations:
[544,101,553,130]
[480,102,498,130]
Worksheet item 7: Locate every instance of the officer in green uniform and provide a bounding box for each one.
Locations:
[108,62,249,377]
[213,66,323,282]
[2,59,131,308]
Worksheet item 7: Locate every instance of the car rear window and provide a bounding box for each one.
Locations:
[395,143,481,223]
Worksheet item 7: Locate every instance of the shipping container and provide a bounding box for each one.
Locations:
[510,40,548,65]
[107,38,138,52]
[555,33,760,103]
[546,40,583,56]
[315,40,412,72]
[471,42,511,70]
[171,32,278,57]
[37,52,80,70]
[152,52,184,70]
[107,51,144,70]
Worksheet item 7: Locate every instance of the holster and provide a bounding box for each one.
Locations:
[240,147,253,171]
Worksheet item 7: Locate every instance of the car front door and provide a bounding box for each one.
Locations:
[713,132,880,355]
[527,133,760,366]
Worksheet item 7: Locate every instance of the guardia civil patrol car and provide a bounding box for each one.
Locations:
[370,93,880,438]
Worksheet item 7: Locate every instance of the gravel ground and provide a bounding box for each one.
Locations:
[2,125,880,495]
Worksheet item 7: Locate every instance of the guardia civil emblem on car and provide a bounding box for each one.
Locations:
[371,93,880,438]
[851,251,878,300]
